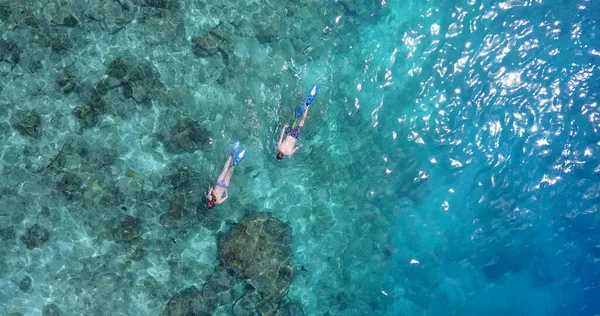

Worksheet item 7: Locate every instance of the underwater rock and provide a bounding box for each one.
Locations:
[49,38,69,54]
[72,104,99,128]
[202,267,245,312]
[128,64,164,103]
[42,303,61,316]
[138,3,185,44]
[107,59,127,80]
[93,77,119,97]
[113,216,141,242]
[12,110,41,138]
[0,226,16,241]
[140,0,180,10]
[191,22,234,57]
[55,173,83,200]
[283,301,305,316]
[122,82,133,98]
[21,224,50,249]
[163,286,209,316]
[100,187,124,206]
[85,146,117,169]
[18,276,32,292]
[84,0,135,34]
[91,272,130,297]
[0,3,9,21]
[104,58,164,103]
[159,199,195,229]
[163,119,211,154]
[219,212,293,299]
[168,167,191,189]
[61,14,78,27]
[56,72,79,94]
[232,290,285,316]
[24,16,45,28]
[232,290,263,316]
[0,39,21,64]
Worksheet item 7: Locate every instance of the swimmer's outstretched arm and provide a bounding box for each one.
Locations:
[292,144,303,153]
[222,190,229,202]
[278,123,288,145]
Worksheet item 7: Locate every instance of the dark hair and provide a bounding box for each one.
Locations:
[207,192,216,209]
[276,152,284,160]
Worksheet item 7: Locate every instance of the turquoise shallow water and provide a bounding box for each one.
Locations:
[1,0,599,315]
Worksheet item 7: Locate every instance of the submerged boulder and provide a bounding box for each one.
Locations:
[202,267,246,312]
[103,57,165,103]
[113,216,142,242]
[0,39,21,64]
[163,286,208,316]
[191,22,234,57]
[55,173,83,200]
[12,110,41,138]
[21,224,50,249]
[162,267,245,316]
[218,212,293,299]
[42,303,61,316]
[163,118,211,154]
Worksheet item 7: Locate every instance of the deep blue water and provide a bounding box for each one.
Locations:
[0,0,599,315]
[368,0,600,314]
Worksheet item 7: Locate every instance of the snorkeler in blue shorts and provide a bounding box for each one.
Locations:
[207,141,246,209]
[277,85,318,160]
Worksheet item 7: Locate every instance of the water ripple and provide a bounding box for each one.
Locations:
[372,0,600,313]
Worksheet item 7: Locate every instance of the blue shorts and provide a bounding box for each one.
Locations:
[216,180,228,188]
[287,126,303,139]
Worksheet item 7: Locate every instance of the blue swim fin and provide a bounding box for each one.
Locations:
[296,85,319,117]
[305,85,318,106]
[233,148,246,166]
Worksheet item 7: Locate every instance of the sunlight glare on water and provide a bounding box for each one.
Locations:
[349,0,600,314]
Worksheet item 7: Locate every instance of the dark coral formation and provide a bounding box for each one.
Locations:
[73,104,99,128]
[96,57,164,104]
[100,187,124,207]
[163,119,211,154]
[219,212,293,299]
[159,199,196,229]
[164,286,208,316]
[60,14,78,27]
[84,0,135,34]
[140,0,180,10]
[137,0,185,44]
[202,269,246,311]
[12,110,41,138]
[163,267,245,316]
[231,291,305,315]
[0,226,16,241]
[56,72,79,94]
[168,166,198,190]
[18,276,32,292]
[0,39,21,65]
[49,38,69,53]
[84,145,118,169]
[113,216,142,242]
[107,59,128,80]
[21,224,50,249]
[42,303,61,316]
[55,173,83,200]
[191,22,234,57]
